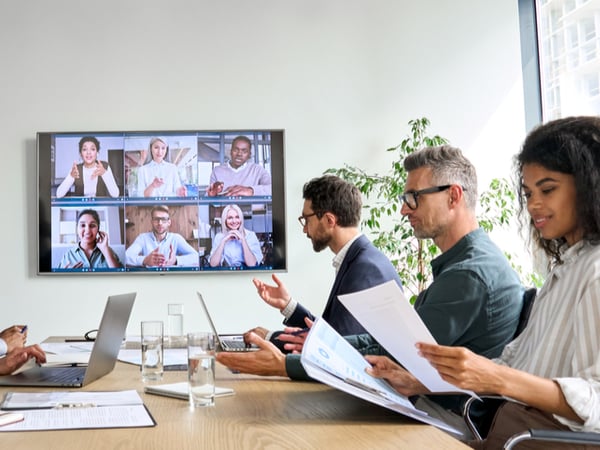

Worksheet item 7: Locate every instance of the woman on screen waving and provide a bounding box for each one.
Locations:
[56,136,120,198]
[366,116,600,448]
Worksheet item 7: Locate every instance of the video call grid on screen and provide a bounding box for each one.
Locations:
[37,130,286,274]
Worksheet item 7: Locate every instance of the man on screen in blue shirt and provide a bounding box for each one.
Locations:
[125,205,199,268]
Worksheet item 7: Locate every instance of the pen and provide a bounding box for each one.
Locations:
[20,326,27,334]
[54,402,96,409]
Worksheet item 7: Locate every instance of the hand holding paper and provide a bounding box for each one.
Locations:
[338,280,476,397]
[299,317,461,434]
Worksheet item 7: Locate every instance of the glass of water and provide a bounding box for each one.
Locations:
[167,303,184,346]
[141,321,164,382]
[187,332,216,408]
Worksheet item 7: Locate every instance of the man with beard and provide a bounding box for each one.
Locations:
[237,174,402,352]
[125,205,199,268]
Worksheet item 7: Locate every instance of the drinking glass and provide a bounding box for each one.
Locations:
[187,332,216,407]
[141,321,164,382]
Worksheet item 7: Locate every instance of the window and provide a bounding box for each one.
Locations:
[519,0,600,123]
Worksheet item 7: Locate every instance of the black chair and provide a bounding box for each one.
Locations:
[504,429,600,449]
[513,287,537,338]
[463,287,537,440]
[462,287,600,448]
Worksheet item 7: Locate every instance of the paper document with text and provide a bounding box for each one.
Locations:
[0,390,155,431]
[338,280,476,396]
[300,317,460,434]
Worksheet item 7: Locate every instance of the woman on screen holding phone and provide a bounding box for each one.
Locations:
[58,209,122,269]
[136,137,187,198]
[209,204,263,268]
[56,136,120,198]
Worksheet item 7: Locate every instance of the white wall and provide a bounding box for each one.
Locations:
[0,0,527,344]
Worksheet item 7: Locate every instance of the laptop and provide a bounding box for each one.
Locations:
[197,292,258,352]
[0,292,136,388]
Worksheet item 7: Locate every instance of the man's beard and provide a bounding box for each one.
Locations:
[411,222,442,241]
[310,234,330,253]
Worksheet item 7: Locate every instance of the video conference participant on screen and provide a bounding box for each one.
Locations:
[137,137,187,198]
[58,209,122,269]
[56,136,120,198]
[208,204,263,268]
[125,205,198,268]
[206,136,272,197]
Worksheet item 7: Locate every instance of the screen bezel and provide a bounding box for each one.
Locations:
[37,129,286,275]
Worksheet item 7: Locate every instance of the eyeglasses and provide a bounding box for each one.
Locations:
[297,212,320,227]
[400,185,453,210]
[152,217,170,223]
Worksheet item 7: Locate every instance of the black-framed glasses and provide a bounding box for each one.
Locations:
[400,185,453,210]
[152,217,170,223]
[298,212,320,227]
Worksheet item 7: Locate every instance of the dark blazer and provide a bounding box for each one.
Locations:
[271,234,402,350]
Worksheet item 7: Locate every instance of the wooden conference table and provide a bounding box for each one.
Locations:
[0,341,469,450]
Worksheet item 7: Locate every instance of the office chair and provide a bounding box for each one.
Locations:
[462,287,600,448]
[504,429,600,449]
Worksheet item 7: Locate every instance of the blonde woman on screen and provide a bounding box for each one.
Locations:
[209,204,263,267]
[136,137,187,198]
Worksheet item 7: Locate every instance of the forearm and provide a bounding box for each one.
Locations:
[176,252,199,267]
[209,246,224,266]
[345,333,391,357]
[494,365,581,422]
[125,245,144,267]
[102,171,119,197]
[56,175,74,197]
[241,241,257,266]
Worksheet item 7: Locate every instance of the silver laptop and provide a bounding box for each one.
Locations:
[197,292,258,352]
[0,292,136,388]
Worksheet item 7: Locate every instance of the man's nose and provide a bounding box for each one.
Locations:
[400,201,411,216]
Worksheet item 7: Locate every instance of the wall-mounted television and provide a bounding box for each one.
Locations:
[37,130,286,274]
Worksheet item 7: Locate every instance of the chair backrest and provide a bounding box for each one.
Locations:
[514,287,537,338]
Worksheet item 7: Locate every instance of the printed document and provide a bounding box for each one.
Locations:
[0,390,155,431]
[300,317,460,434]
[338,280,476,396]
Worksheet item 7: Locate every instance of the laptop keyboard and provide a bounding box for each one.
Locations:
[223,339,249,350]
[42,366,86,384]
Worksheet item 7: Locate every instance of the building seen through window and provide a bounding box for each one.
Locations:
[536,0,600,119]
